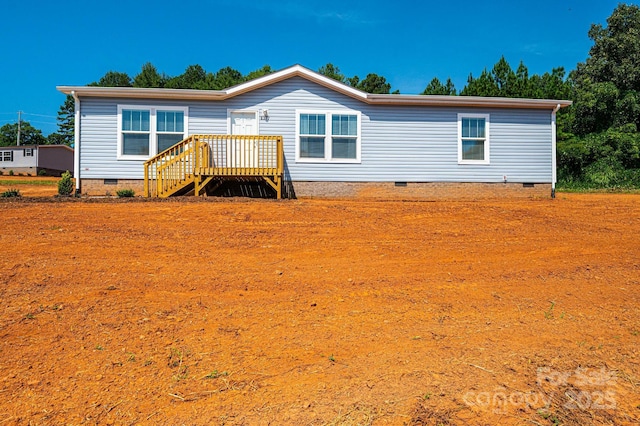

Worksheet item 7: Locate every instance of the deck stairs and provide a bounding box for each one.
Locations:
[144,135,284,198]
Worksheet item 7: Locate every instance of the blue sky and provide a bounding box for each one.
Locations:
[0,0,625,135]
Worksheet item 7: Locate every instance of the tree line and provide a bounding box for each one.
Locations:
[2,4,638,189]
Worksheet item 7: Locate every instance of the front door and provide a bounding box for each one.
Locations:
[229,111,258,168]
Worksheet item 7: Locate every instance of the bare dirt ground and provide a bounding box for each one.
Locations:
[0,190,639,425]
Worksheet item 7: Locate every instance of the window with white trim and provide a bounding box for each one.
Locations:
[117,105,188,159]
[296,111,361,163]
[1,151,13,162]
[24,148,33,157]
[458,113,490,164]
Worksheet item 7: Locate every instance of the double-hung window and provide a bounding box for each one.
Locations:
[299,113,326,158]
[1,151,13,162]
[24,148,33,157]
[458,113,490,164]
[157,111,185,152]
[121,109,151,156]
[117,105,188,160]
[297,111,361,163]
[331,114,358,159]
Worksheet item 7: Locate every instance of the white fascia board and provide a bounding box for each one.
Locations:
[223,64,369,100]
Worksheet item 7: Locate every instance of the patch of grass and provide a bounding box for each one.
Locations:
[544,301,555,319]
[95,345,104,351]
[328,354,336,363]
[0,179,58,186]
[204,370,228,379]
[1,188,21,198]
[116,188,135,197]
[537,409,561,425]
[168,347,190,381]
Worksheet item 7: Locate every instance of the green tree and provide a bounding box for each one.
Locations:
[165,65,207,89]
[529,67,572,100]
[245,65,274,81]
[133,62,165,88]
[460,69,499,96]
[0,121,47,146]
[47,133,67,145]
[212,66,244,89]
[91,71,133,87]
[318,63,346,83]
[422,77,457,95]
[513,61,532,98]
[351,73,391,94]
[572,3,640,135]
[491,56,517,97]
[56,95,75,145]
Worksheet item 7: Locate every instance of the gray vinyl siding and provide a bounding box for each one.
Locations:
[78,77,553,182]
[0,147,37,168]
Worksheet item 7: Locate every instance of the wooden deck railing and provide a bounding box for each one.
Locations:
[144,135,284,198]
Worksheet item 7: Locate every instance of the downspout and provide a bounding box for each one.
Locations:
[551,103,561,199]
[71,91,80,194]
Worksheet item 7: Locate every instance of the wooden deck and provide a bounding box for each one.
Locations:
[144,135,284,198]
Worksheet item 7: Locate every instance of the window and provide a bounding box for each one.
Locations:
[332,114,357,159]
[458,113,490,164]
[121,109,150,156]
[117,105,188,159]
[157,110,185,152]
[24,148,33,157]
[296,111,361,163]
[1,151,13,162]
[299,113,326,158]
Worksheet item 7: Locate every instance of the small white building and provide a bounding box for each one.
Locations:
[0,145,74,176]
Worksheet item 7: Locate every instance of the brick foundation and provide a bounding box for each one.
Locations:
[291,181,552,199]
[81,179,146,196]
[81,178,552,199]
[0,167,37,176]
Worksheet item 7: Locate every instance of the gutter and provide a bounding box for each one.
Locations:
[551,103,561,198]
[71,90,80,193]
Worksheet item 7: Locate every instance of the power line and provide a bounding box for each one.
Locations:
[23,112,58,119]
[28,120,58,126]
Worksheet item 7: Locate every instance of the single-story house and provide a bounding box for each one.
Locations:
[57,65,571,198]
[0,144,74,176]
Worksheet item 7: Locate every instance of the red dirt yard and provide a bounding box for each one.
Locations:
[0,193,639,425]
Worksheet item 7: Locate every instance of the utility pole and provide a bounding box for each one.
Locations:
[16,111,22,146]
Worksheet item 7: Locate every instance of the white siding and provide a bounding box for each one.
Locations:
[78,77,553,182]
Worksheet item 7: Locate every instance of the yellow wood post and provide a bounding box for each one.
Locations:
[194,175,201,196]
[143,163,149,197]
[277,137,284,199]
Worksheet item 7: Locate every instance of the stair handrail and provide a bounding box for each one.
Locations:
[144,135,197,197]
